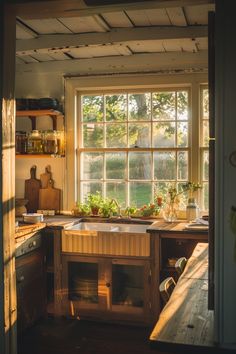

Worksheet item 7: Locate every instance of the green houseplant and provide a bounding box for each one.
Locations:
[86,191,103,215]
[99,198,118,218]
[72,202,89,217]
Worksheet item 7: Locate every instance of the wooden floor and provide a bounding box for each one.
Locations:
[18,318,173,354]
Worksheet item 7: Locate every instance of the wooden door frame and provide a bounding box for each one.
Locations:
[0,2,17,354]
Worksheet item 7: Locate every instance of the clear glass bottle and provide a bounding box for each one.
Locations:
[43,130,58,154]
[16,131,27,154]
[27,130,43,154]
[56,130,65,156]
[186,197,199,222]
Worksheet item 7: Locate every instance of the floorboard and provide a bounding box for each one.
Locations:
[17,318,171,354]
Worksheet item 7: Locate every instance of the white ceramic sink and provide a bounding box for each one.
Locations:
[65,222,149,233]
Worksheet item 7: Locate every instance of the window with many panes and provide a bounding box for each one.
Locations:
[200,86,209,211]
[78,89,190,208]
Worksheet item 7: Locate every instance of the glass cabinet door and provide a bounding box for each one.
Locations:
[68,261,98,304]
[111,259,150,318]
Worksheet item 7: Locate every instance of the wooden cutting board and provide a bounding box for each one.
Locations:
[40,165,51,188]
[39,178,60,212]
[24,165,41,212]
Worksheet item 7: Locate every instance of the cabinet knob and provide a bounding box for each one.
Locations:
[106,282,111,288]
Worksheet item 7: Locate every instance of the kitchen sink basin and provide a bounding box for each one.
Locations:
[62,221,151,257]
[65,222,150,233]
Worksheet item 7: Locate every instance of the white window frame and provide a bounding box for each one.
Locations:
[64,73,208,211]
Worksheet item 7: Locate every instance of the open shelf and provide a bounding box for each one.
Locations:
[16,154,65,158]
[16,109,63,130]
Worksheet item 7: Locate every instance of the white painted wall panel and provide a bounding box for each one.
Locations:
[126,8,170,26]
[22,18,71,34]
[102,11,133,28]
[184,4,215,25]
[59,15,108,33]
[128,40,164,53]
[166,7,187,26]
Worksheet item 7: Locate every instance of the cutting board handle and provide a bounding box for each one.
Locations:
[45,165,51,174]
[30,165,37,179]
[48,179,54,189]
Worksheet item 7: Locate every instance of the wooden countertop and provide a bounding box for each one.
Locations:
[147,220,208,233]
[150,243,214,349]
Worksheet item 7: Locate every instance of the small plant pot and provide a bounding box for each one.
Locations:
[91,207,99,216]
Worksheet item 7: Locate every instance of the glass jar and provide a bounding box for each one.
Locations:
[163,200,178,223]
[16,131,27,154]
[186,198,199,222]
[56,130,65,156]
[43,130,58,154]
[27,130,43,154]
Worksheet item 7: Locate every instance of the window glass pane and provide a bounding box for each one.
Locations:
[177,91,188,120]
[153,122,175,147]
[154,152,176,180]
[177,122,188,147]
[202,120,209,147]
[83,124,103,148]
[177,151,188,180]
[106,183,126,207]
[81,152,103,180]
[82,95,103,122]
[106,124,127,147]
[129,123,151,148]
[203,182,209,211]
[203,150,209,180]
[105,94,127,122]
[106,152,126,179]
[129,152,151,180]
[81,182,102,202]
[130,182,152,207]
[202,89,209,119]
[154,182,169,197]
[152,92,175,120]
[128,93,151,121]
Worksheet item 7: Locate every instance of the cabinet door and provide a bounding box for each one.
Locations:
[61,255,103,317]
[16,249,46,333]
[111,258,151,323]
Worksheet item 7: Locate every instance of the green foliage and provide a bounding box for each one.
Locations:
[72,202,90,216]
[86,191,103,209]
[100,198,118,218]
[124,206,137,217]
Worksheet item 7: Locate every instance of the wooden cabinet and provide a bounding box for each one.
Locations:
[16,248,46,333]
[61,254,151,325]
[151,230,208,313]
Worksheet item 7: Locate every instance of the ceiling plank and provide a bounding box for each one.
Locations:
[16,50,208,74]
[16,25,207,53]
[14,0,215,20]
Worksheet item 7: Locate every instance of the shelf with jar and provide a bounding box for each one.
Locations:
[16,109,65,157]
[16,129,65,157]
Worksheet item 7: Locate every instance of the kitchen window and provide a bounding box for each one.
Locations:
[200,86,209,211]
[77,89,190,208]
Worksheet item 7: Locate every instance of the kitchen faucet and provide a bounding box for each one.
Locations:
[110,198,122,218]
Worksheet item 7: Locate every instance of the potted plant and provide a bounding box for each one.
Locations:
[86,191,103,216]
[71,202,89,217]
[100,198,118,218]
[124,206,137,218]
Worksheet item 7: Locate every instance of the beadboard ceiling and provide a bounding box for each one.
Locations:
[15,0,215,75]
